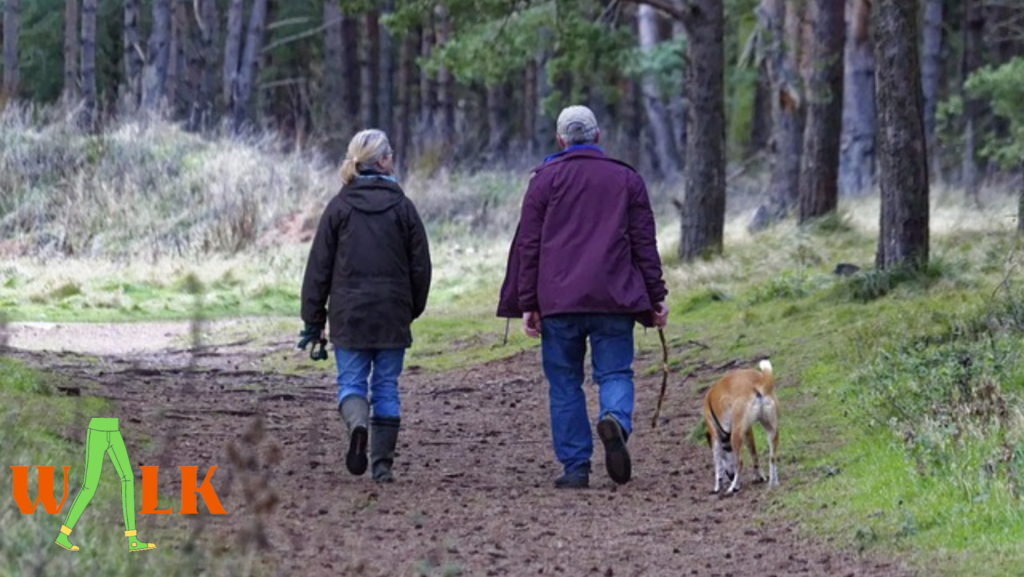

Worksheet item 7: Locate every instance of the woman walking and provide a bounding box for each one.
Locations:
[299,129,432,483]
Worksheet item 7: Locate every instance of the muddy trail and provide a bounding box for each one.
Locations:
[5,328,915,577]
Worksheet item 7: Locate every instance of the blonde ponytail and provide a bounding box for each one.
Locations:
[339,129,393,186]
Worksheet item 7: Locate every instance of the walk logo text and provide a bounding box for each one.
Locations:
[8,417,224,554]
[10,465,226,515]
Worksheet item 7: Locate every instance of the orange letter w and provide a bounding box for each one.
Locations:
[10,466,71,514]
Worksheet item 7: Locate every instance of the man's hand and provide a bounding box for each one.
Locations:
[653,301,669,328]
[522,311,542,338]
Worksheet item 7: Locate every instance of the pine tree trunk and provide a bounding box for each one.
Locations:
[419,18,436,148]
[64,0,80,106]
[961,0,985,203]
[141,0,171,111]
[361,10,380,129]
[749,59,771,155]
[758,0,805,227]
[80,0,97,129]
[874,0,929,270]
[222,0,244,110]
[323,0,345,150]
[379,1,394,138]
[168,0,190,118]
[524,59,537,156]
[342,14,360,130]
[3,0,19,97]
[396,31,414,173]
[487,82,508,156]
[638,4,679,179]
[233,0,269,130]
[435,4,454,150]
[669,16,687,170]
[798,0,845,223]
[1018,165,1024,233]
[838,0,875,197]
[194,0,219,130]
[920,0,942,181]
[679,0,726,261]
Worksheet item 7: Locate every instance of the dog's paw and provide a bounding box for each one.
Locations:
[753,474,767,484]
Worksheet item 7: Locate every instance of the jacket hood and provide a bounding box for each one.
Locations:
[342,177,406,214]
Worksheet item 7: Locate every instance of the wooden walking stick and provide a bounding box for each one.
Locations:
[651,327,670,428]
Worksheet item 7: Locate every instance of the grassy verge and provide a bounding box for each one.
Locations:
[648,221,1024,575]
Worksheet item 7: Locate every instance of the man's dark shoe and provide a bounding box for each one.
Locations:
[554,466,590,489]
[597,416,632,484]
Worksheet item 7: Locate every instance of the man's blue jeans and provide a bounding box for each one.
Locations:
[335,347,405,418]
[540,314,635,474]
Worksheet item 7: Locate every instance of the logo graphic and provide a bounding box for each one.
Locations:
[49,417,156,552]
[10,416,228,554]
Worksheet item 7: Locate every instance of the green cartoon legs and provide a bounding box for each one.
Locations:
[55,418,156,553]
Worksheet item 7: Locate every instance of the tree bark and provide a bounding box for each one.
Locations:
[323,0,345,149]
[342,14,360,130]
[167,0,191,118]
[755,0,804,229]
[961,0,985,203]
[141,0,171,111]
[524,58,537,156]
[379,1,394,138]
[233,0,269,130]
[487,82,508,156]
[64,0,80,106]
[749,58,771,155]
[435,4,454,149]
[396,30,414,173]
[873,0,929,271]
[194,0,219,130]
[361,9,380,129]
[419,17,436,147]
[798,0,845,223]
[679,0,726,261]
[222,0,244,110]
[668,16,687,171]
[80,0,97,129]
[638,4,680,179]
[3,0,19,97]
[838,0,875,197]
[920,0,942,182]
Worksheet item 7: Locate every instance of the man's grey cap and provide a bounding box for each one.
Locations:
[557,105,599,141]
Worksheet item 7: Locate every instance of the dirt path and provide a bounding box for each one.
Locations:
[5,328,915,577]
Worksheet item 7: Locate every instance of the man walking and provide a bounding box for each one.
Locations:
[497,105,669,489]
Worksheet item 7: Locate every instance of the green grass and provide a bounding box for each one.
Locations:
[651,231,1024,576]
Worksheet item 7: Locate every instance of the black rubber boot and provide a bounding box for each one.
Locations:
[339,396,369,476]
[370,416,400,483]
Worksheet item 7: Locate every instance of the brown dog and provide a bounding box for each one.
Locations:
[702,360,779,494]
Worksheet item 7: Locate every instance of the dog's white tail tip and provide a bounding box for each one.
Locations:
[759,359,773,374]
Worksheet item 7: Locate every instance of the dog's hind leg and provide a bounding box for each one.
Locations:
[746,429,766,483]
[726,429,743,494]
[767,426,779,487]
[711,439,724,494]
